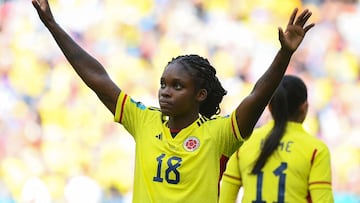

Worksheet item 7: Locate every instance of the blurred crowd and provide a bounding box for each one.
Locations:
[1,0,360,202]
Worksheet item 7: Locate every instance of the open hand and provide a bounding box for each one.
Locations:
[279,8,315,53]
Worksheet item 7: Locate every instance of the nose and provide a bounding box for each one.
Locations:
[159,86,171,98]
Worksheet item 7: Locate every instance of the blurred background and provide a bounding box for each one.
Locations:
[1,0,360,202]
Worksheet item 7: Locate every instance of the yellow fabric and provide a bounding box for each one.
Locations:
[220,121,334,203]
[115,92,243,203]
[114,91,243,203]
[219,150,242,203]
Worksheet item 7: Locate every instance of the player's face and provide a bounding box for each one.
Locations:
[159,63,200,118]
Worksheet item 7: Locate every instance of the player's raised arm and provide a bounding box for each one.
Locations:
[32,0,120,115]
[235,8,315,139]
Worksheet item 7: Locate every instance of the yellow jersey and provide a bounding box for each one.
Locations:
[115,91,243,203]
[220,121,333,203]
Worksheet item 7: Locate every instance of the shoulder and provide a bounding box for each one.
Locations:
[125,95,161,114]
[116,92,162,123]
[201,114,232,124]
[249,122,274,139]
[287,122,331,152]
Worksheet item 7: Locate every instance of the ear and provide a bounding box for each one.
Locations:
[298,100,309,122]
[300,100,308,113]
[196,89,207,102]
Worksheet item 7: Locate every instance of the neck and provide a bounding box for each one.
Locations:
[167,113,199,129]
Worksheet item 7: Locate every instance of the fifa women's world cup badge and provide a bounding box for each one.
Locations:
[183,136,200,152]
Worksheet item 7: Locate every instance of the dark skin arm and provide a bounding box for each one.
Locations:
[33,1,314,138]
[32,0,120,115]
[235,8,315,139]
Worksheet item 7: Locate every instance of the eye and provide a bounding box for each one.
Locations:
[173,82,183,90]
[160,80,165,88]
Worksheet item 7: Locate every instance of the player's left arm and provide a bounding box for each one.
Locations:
[234,8,314,139]
[310,189,334,203]
[219,150,242,203]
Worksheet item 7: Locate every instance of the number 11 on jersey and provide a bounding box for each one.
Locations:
[253,162,287,203]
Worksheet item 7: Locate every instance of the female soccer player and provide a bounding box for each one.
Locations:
[219,75,334,203]
[32,0,314,202]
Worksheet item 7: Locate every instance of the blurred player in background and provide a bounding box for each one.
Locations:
[219,75,334,203]
[32,0,314,202]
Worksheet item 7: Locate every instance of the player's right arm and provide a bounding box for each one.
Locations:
[32,0,120,115]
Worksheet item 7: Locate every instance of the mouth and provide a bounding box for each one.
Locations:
[159,100,173,109]
[159,101,171,106]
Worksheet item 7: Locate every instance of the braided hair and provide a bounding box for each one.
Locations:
[251,75,308,174]
[167,54,227,118]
